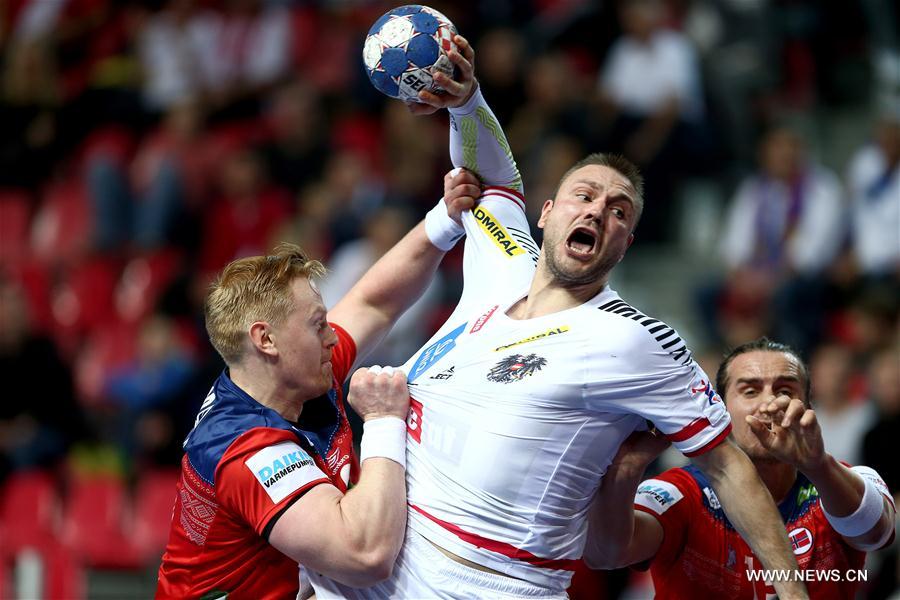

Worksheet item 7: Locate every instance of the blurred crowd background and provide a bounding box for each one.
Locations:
[0,0,897,597]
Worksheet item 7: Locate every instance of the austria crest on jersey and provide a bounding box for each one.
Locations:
[362,5,458,102]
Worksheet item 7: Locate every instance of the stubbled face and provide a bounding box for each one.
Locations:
[538,165,637,288]
[725,351,807,462]
[271,277,338,400]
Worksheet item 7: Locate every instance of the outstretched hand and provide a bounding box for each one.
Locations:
[746,397,826,473]
[442,167,482,224]
[406,34,477,116]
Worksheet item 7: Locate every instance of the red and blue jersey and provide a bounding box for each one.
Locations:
[636,464,892,599]
[156,324,358,599]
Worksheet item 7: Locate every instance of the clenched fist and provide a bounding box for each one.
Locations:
[347,366,409,422]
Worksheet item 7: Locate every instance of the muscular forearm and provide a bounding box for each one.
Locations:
[802,454,863,516]
[448,85,522,191]
[696,442,807,599]
[336,458,408,584]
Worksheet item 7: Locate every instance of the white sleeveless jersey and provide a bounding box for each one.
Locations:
[394,189,733,591]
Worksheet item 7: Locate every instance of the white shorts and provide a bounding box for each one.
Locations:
[309,528,568,599]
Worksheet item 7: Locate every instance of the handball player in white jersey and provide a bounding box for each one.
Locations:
[311,36,807,599]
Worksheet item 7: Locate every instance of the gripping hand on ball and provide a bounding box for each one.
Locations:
[408,34,476,115]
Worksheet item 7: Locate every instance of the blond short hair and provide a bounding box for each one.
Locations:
[205,243,325,365]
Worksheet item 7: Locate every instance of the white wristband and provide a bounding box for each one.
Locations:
[360,416,407,469]
[424,196,464,251]
[822,474,884,538]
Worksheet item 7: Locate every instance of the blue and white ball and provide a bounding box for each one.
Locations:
[363,5,457,102]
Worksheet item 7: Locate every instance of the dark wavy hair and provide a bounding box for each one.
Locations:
[715,337,811,407]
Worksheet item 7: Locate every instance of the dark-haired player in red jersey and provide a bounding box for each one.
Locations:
[584,337,896,599]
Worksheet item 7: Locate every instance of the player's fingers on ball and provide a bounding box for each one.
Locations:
[434,72,464,95]
[454,34,475,61]
[453,52,474,78]
[416,90,443,106]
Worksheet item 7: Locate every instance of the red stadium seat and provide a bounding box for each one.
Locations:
[42,541,86,599]
[73,321,139,406]
[114,248,183,323]
[132,468,179,561]
[60,475,141,569]
[0,470,61,553]
[30,179,93,267]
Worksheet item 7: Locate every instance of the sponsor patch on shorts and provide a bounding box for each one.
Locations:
[245,442,324,503]
[635,478,684,514]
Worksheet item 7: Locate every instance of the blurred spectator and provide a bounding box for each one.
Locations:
[596,0,713,241]
[842,288,900,359]
[318,205,443,367]
[0,4,64,188]
[861,346,900,599]
[104,313,196,465]
[199,148,292,278]
[202,0,292,119]
[382,100,444,206]
[138,0,289,118]
[257,80,329,196]
[472,27,525,125]
[0,278,85,482]
[507,52,586,193]
[86,100,216,251]
[521,134,583,225]
[701,125,844,353]
[599,0,705,125]
[137,0,218,112]
[681,0,775,167]
[809,343,874,466]
[846,114,900,278]
[315,148,386,250]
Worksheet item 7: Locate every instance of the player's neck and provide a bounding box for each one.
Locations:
[230,364,302,422]
[753,459,798,505]
[509,268,605,319]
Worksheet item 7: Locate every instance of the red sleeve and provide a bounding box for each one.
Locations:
[329,322,357,385]
[633,468,699,568]
[215,428,331,535]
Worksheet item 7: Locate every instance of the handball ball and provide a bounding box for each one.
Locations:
[363,5,458,102]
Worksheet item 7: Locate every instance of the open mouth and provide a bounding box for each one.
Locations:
[565,227,598,257]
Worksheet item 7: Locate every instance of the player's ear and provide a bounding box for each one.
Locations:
[249,321,278,357]
[617,233,635,262]
[537,199,554,228]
